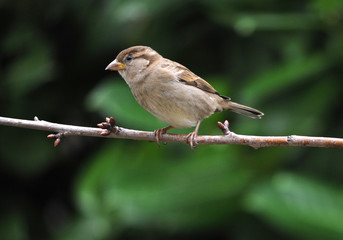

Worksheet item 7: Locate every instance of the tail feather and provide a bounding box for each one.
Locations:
[227,101,264,119]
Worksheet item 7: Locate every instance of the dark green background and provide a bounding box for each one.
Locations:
[1,0,343,239]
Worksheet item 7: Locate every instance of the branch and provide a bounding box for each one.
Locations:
[0,116,342,149]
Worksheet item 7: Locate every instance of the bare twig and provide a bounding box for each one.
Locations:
[0,116,342,149]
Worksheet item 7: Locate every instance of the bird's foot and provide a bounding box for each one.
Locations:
[186,131,198,151]
[97,117,119,135]
[154,126,173,146]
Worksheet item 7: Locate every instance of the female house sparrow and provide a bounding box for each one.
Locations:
[106,46,263,149]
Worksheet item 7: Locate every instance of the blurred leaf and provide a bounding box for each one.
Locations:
[75,142,253,230]
[327,31,343,62]
[241,53,330,103]
[238,77,340,136]
[284,78,339,134]
[0,127,55,176]
[0,211,28,240]
[2,25,54,99]
[211,13,319,35]
[244,172,343,240]
[310,0,343,24]
[55,216,113,240]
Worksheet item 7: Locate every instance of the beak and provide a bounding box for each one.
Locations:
[105,59,126,71]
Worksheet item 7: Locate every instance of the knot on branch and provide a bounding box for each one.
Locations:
[287,135,296,142]
[217,120,230,135]
[97,117,119,136]
[47,133,64,147]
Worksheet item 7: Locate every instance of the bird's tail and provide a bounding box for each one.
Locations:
[227,101,264,119]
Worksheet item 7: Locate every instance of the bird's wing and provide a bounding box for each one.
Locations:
[163,60,230,100]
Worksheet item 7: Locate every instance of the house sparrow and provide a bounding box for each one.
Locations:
[105,46,263,149]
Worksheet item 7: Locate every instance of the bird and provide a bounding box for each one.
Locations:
[105,46,263,149]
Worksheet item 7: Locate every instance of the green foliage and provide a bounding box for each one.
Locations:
[75,143,250,229]
[0,0,342,239]
[245,173,343,240]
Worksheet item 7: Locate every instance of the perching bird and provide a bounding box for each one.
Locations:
[106,46,263,149]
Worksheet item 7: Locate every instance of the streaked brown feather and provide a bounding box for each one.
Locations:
[165,61,231,100]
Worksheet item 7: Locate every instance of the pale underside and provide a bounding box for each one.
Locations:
[121,59,225,128]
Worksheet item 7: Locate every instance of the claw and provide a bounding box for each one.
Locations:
[186,131,198,151]
[154,129,163,147]
[153,126,173,147]
[186,120,201,151]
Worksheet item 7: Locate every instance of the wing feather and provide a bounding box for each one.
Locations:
[163,61,230,100]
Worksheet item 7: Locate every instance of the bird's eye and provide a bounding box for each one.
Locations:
[126,55,133,61]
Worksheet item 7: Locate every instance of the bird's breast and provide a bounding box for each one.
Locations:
[130,80,218,128]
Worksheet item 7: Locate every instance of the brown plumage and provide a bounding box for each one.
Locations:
[106,46,263,149]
